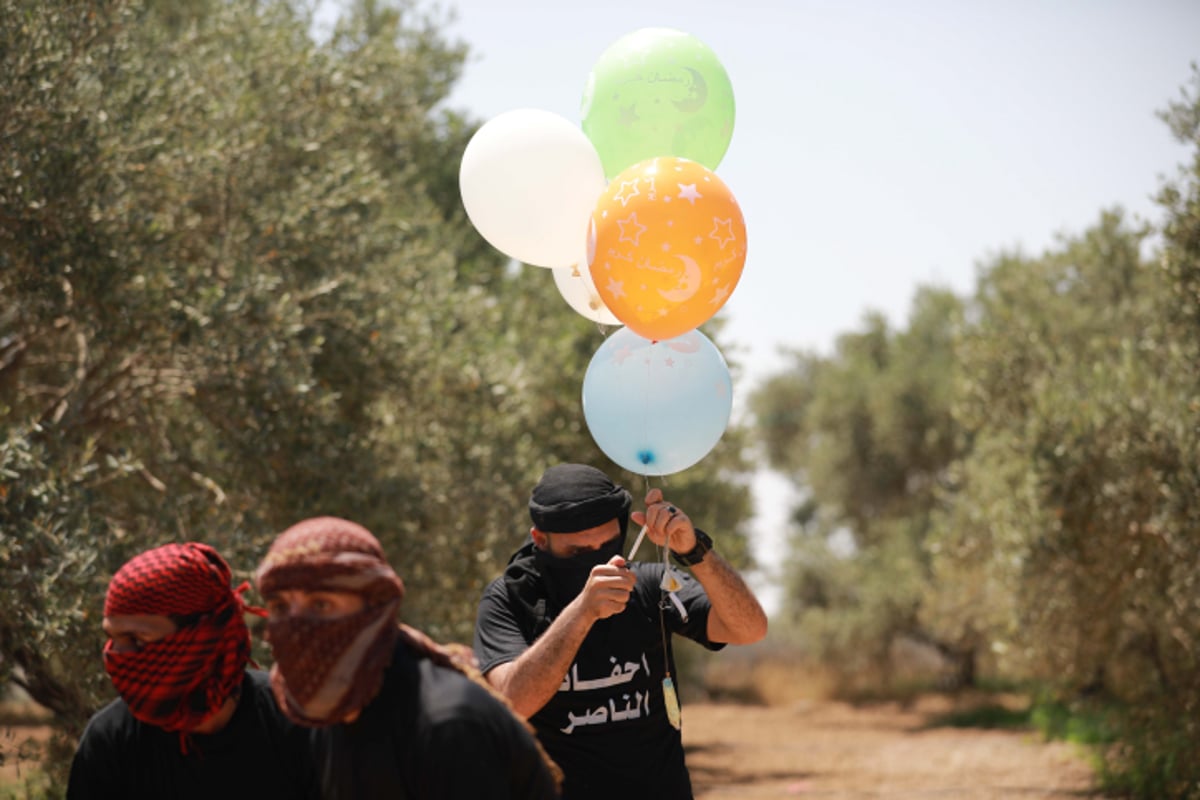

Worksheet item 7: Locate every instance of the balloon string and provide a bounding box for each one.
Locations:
[628,473,653,561]
[627,473,669,562]
[640,347,652,470]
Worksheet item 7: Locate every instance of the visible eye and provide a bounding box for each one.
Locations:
[265,597,289,618]
[303,592,363,619]
[310,596,333,613]
[110,634,153,653]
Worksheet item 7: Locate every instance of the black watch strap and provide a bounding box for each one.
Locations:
[672,528,713,567]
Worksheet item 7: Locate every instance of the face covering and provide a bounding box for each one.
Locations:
[264,599,401,726]
[103,543,258,736]
[103,608,247,732]
[256,516,407,727]
[534,532,626,604]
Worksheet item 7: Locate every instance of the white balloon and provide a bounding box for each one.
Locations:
[459,109,606,268]
[552,260,621,326]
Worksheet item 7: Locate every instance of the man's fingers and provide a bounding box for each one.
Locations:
[590,564,635,587]
[586,579,634,619]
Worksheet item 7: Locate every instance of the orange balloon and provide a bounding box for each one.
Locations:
[589,157,747,341]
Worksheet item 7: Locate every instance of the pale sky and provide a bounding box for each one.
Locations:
[319,0,1200,612]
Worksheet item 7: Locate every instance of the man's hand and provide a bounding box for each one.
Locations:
[630,487,697,556]
[573,556,635,622]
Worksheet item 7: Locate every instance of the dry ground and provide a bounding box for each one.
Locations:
[3,693,1098,798]
[0,719,54,796]
[684,695,1097,799]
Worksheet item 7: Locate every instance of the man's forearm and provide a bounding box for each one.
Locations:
[486,601,595,718]
[690,551,768,644]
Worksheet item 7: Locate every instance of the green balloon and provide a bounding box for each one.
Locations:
[581,28,735,180]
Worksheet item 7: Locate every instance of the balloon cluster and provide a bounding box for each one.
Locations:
[459,28,745,477]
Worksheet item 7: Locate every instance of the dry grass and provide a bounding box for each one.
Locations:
[0,698,54,794]
[701,644,840,707]
[687,646,1097,798]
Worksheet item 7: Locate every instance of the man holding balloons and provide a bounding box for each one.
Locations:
[473,463,767,800]
[465,24,762,797]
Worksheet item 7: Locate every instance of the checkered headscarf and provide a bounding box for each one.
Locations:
[255,517,406,725]
[103,543,261,735]
[258,517,565,789]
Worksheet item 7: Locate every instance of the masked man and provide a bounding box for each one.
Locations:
[473,463,768,800]
[67,542,317,800]
[255,515,561,799]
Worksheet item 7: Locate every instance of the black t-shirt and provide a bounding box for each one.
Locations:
[312,639,560,800]
[474,558,723,800]
[66,670,318,800]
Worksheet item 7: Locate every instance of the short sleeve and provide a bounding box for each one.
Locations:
[635,562,725,652]
[473,578,533,675]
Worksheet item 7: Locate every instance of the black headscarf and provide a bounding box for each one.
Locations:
[528,463,632,535]
[504,465,634,633]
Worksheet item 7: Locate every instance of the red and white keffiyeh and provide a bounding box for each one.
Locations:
[103,542,261,736]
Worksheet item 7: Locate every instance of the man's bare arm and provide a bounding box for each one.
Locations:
[633,488,768,646]
[689,550,768,645]
[484,557,635,718]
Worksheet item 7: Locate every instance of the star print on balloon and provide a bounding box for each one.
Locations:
[581,27,735,180]
[582,326,733,476]
[589,156,747,341]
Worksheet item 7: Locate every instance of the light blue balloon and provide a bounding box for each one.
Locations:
[582,327,732,476]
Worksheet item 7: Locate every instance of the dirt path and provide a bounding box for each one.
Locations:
[683,696,1097,799]
[4,694,1098,798]
[0,722,53,793]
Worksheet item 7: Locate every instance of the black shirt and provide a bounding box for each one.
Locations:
[66,670,318,800]
[475,556,722,800]
[312,639,560,800]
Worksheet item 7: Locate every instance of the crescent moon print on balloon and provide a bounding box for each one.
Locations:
[664,332,702,354]
[672,67,709,113]
[656,254,703,303]
[581,27,735,179]
[590,157,746,341]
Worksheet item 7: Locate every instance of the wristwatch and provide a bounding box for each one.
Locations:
[672,528,713,567]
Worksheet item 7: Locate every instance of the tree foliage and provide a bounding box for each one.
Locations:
[0,0,755,788]
[754,66,1200,795]
[750,288,968,679]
